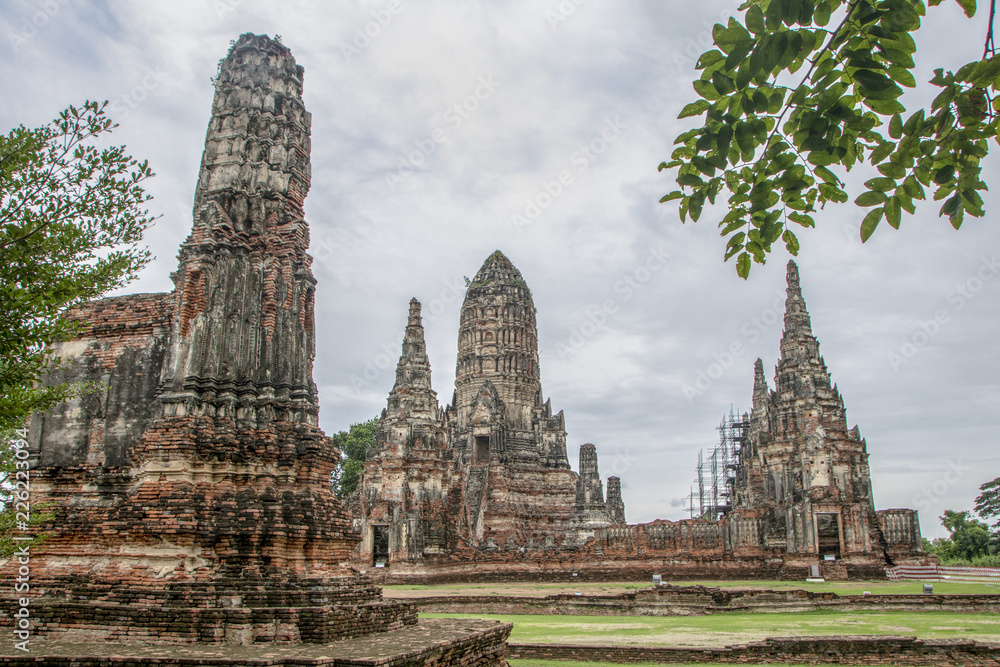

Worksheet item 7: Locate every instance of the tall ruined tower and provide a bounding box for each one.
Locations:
[355,251,619,564]
[452,250,569,468]
[606,476,627,525]
[162,33,318,424]
[734,261,890,561]
[574,443,610,527]
[22,34,418,645]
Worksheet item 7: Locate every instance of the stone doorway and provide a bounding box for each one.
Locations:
[372,525,390,566]
[816,512,841,558]
[474,435,490,463]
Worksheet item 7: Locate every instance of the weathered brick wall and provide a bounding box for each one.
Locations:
[7,33,421,648]
[0,597,417,645]
[0,619,512,666]
[509,637,1000,665]
[28,292,174,468]
[411,587,1000,616]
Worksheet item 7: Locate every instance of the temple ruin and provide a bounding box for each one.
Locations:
[351,252,625,567]
[10,34,509,658]
[353,259,923,581]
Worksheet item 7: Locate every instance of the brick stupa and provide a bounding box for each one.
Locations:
[13,35,508,656]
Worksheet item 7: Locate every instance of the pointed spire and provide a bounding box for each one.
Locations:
[752,358,769,405]
[386,298,437,418]
[782,260,813,337]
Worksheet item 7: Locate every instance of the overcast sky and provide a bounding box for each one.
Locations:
[4,1,998,538]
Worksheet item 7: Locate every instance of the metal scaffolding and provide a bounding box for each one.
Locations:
[689,407,748,520]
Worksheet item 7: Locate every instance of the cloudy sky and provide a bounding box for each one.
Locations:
[4,0,998,538]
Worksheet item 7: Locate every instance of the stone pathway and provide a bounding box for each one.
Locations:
[0,618,511,665]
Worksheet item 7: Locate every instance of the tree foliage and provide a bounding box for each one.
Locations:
[0,101,155,430]
[330,418,379,498]
[926,509,997,563]
[974,475,1000,528]
[661,0,999,278]
[0,429,51,558]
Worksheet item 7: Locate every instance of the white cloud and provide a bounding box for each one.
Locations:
[3,0,998,539]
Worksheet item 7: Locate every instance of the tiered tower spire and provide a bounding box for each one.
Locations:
[454,250,541,425]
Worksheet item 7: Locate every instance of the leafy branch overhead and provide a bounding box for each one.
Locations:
[660,0,999,278]
[0,101,155,430]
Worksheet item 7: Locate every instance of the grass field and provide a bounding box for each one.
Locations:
[509,663,836,667]
[422,610,1000,647]
[383,579,998,598]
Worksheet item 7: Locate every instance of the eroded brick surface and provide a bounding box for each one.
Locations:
[4,33,462,653]
[353,261,923,582]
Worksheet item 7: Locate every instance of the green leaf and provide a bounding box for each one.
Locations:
[933,165,956,184]
[679,100,711,119]
[865,98,906,114]
[856,190,888,206]
[746,4,766,34]
[697,50,725,69]
[819,182,849,202]
[888,113,903,139]
[864,177,896,192]
[885,195,902,229]
[713,17,753,54]
[860,206,884,242]
[887,65,917,88]
[693,79,722,101]
[814,0,831,25]
[954,0,976,17]
[726,40,757,72]
[726,231,747,248]
[870,141,896,164]
[853,69,895,92]
[941,194,961,217]
[783,229,800,255]
[969,56,1000,86]
[660,191,684,202]
[721,219,747,235]
[712,71,736,95]
[877,162,906,179]
[814,165,840,184]
[736,252,751,279]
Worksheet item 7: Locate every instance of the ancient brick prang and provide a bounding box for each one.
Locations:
[727,260,916,565]
[355,252,623,566]
[606,476,626,524]
[354,259,922,582]
[17,33,419,646]
[574,444,610,527]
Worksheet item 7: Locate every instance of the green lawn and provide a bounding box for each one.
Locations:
[423,610,1000,647]
[508,663,919,667]
[384,579,998,598]
[509,662,812,667]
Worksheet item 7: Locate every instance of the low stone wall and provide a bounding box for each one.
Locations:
[0,595,418,645]
[413,585,1000,617]
[0,618,512,666]
[509,636,1000,665]
[368,555,889,584]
